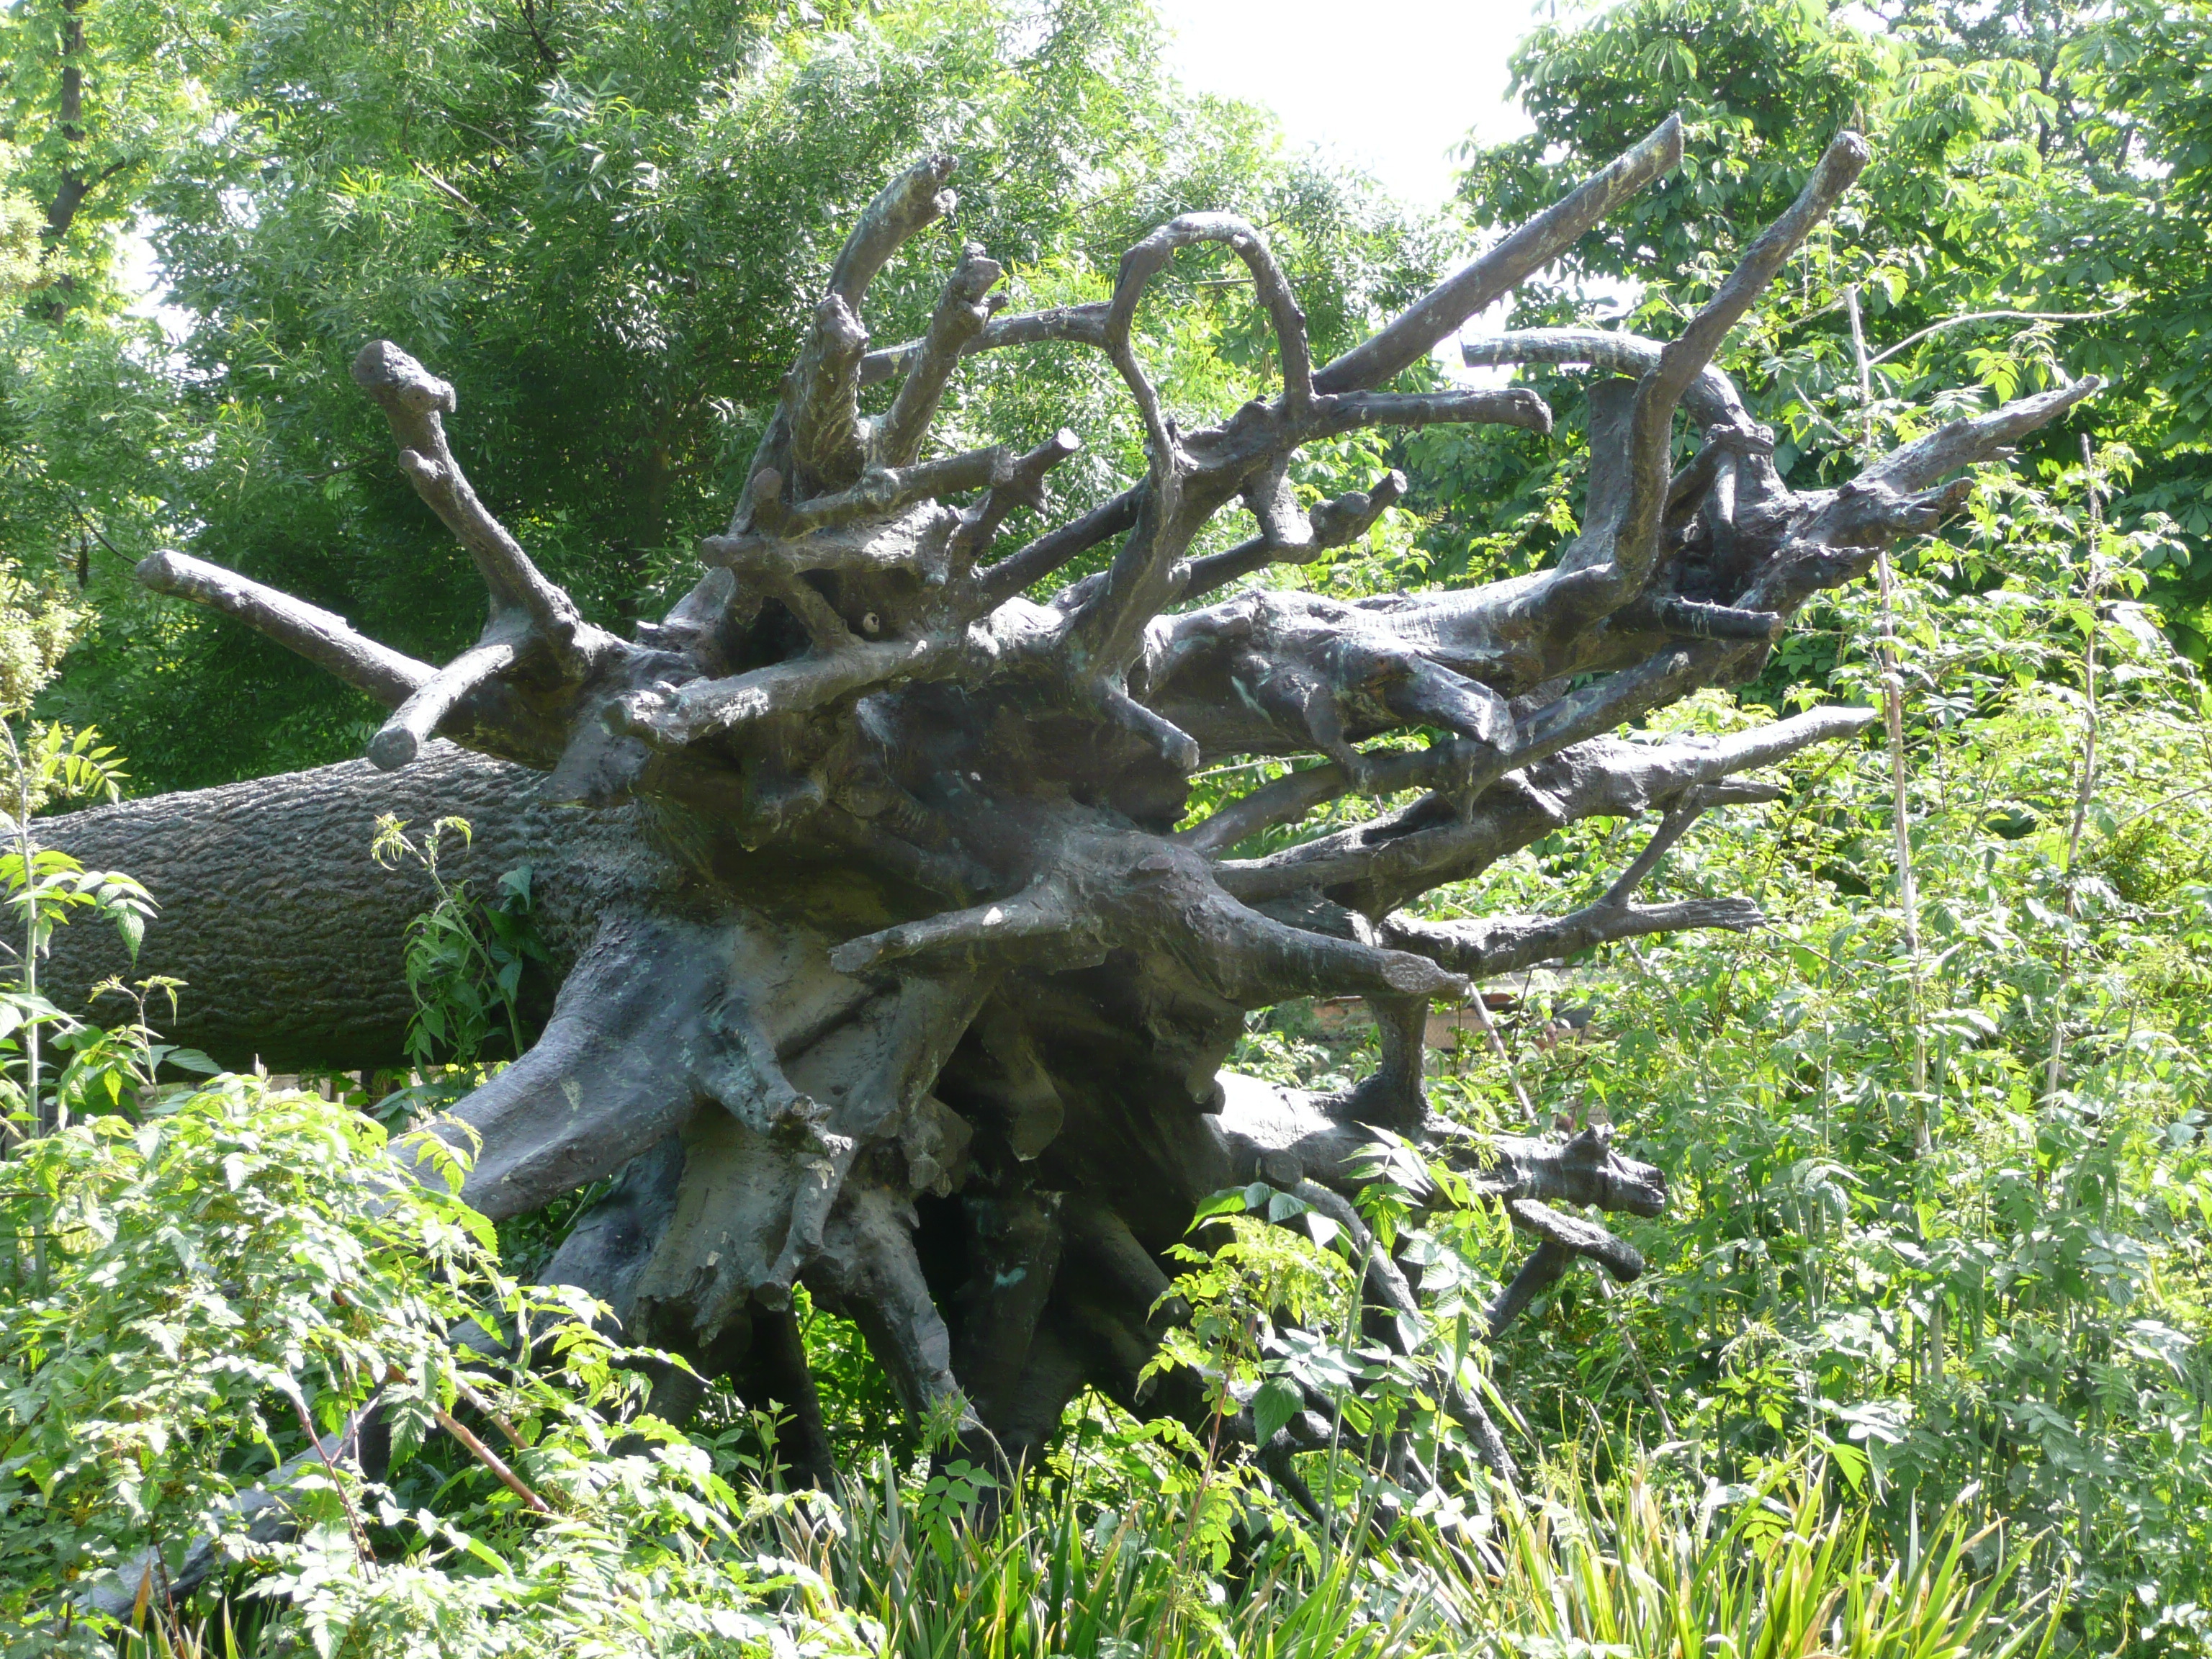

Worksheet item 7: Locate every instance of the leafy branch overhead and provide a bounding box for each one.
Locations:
[107,114,2101,1501]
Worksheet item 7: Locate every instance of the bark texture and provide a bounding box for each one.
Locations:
[43,745,625,1070]
[43,120,2098,1493]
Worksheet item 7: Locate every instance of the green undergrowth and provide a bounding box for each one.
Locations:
[0,1074,2066,1659]
[748,1445,2057,1659]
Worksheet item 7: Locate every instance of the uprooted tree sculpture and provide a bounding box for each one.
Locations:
[50,117,2098,1498]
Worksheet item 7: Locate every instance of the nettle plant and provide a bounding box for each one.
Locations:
[0,1076,842,1658]
[371,812,547,1072]
[1135,1135,1528,1568]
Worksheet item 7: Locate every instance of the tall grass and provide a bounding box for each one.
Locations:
[739,1455,2062,1659]
[115,1452,2060,1658]
[1423,1467,2062,1659]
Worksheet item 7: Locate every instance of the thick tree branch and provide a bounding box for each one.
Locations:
[828,153,958,308]
[829,879,1081,975]
[878,246,1004,466]
[137,550,431,707]
[1599,786,1716,907]
[1611,132,1869,594]
[976,485,1143,606]
[784,295,871,491]
[369,621,528,771]
[611,634,958,749]
[1298,387,1552,441]
[1853,375,2105,495]
[1380,894,1764,981]
[1316,112,1684,394]
[718,445,1013,542]
[1466,1125,1668,1218]
[951,428,1082,575]
[1506,1197,1643,1281]
[351,341,590,673]
[1106,214,1314,413]
[1180,471,1407,602]
[1176,738,1480,858]
[858,302,1111,388]
[1485,1242,1572,1340]
[1213,706,1874,905]
[1459,327,1748,428]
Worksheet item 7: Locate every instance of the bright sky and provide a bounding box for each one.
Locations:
[1154,0,1543,212]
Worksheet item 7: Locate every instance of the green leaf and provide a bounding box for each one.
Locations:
[1251,1378,1302,1447]
[1190,1188,1253,1223]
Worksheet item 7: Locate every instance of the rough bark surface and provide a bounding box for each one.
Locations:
[42,120,2098,1493]
[43,745,629,1070]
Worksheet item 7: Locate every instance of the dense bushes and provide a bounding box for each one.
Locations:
[0,1076,827,1657]
[0,1070,2067,1659]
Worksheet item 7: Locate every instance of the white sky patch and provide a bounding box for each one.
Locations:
[1156,0,1604,385]
[118,225,192,344]
[1154,0,1540,212]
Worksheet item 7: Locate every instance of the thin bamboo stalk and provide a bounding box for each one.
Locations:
[2044,432,2106,1102]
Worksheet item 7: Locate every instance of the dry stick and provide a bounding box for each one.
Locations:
[2044,433,2106,1103]
[1319,1242,1370,1568]
[1462,990,1676,1439]
[432,1402,553,1515]
[389,1362,553,1513]
[150,1532,188,1656]
[285,1388,377,1572]
[1845,286,1931,1143]
[4,725,52,1299]
[2,724,41,1147]
[452,1375,531,1452]
[1865,304,2130,369]
[1465,993,1536,1122]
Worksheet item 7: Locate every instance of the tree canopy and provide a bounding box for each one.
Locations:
[1428,0,2211,652]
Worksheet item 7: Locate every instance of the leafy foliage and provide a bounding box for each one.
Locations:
[1430,0,2212,655]
[0,557,149,1144]
[1,0,1449,789]
[0,1039,2070,1659]
[736,1218,2064,1659]
[4,0,2211,1653]
[1364,464,2212,1646]
[370,814,545,1070]
[0,1071,840,1658]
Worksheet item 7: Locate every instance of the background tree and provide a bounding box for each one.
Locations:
[1429,0,2208,652]
[14,0,1445,788]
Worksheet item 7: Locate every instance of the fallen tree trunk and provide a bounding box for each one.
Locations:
[35,120,2098,1497]
[41,743,615,1071]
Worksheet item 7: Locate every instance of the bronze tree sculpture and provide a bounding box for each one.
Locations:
[49,116,2099,1491]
